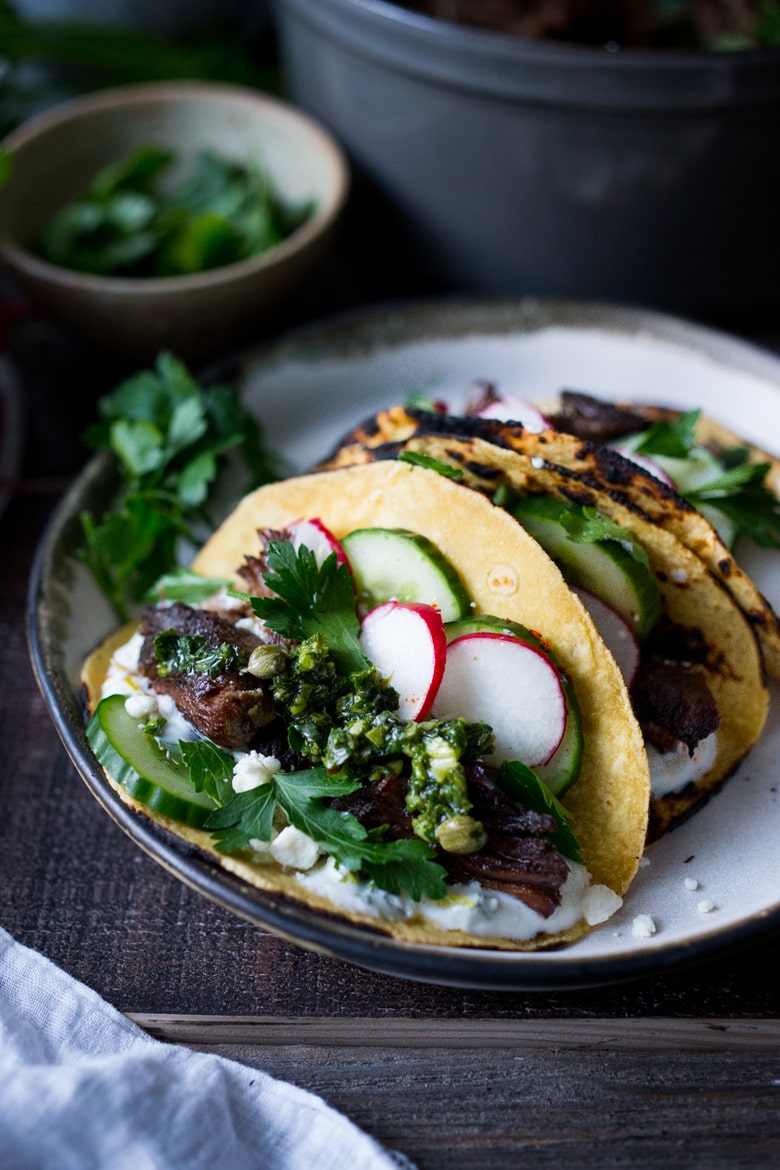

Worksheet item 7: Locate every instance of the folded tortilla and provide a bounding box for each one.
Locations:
[320,409,770,840]
[84,460,650,951]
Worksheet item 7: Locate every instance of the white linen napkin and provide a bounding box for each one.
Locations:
[0,927,415,1170]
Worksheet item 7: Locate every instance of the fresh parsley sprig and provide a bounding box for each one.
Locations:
[201,762,448,900]
[80,352,281,622]
[627,409,780,551]
[687,461,780,549]
[634,409,701,458]
[248,541,369,674]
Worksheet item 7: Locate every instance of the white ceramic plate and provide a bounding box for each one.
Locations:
[30,298,780,988]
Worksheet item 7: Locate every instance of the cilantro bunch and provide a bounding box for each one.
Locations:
[80,352,281,621]
[36,145,312,278]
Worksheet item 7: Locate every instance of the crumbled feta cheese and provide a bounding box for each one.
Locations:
[270,825,321,870]
[697,899,715,914]
[582,884,622,925]
[631,914,657,938]
[684,877,700,891]
[530,456,545,469]
[124,692,159,720]
[232,751,282,793]
[670,568,688,584]
[639,855,651,868]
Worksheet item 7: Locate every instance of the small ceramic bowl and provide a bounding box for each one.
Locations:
[0,81,349,362]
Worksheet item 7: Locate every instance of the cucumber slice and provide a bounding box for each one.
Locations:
[444,614,583,795]
[87,693,217,827]
[342,527,471,622]
[534,680,584,797]
[445,614,547,653]
[511,497,661,641]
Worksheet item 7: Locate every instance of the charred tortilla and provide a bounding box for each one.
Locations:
[320,409,770,840]
[83,461,649,951]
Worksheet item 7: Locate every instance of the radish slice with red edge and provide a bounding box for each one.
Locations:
[360,601,447,721]
[474,395,550,432]
[610,447,675,488]
[430,632,567,767]
[571,584,640,688]
[289,518,350,568]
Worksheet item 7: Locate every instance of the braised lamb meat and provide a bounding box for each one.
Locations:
[138,603,275,750]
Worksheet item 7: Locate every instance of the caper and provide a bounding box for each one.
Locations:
[435,814,487,855]
[245,644,288,679]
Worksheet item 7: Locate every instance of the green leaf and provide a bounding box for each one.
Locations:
[206,783,277,854]
[251,542,367,674]
[399,451,464,480]
[110,417,165,478]
[497,760,583,863]
[179,739,235,805]
[635,410,701,458]
[686,460,780,550]
[149,567,232,605]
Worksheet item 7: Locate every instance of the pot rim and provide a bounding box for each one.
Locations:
[274,0,780,109]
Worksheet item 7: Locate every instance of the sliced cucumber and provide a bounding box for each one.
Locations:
[445,614,547,652]
[535,680,584,797]
[342,527,471,622]
[511,497,661,641]
[87,694,217,827]
[444,614,583,795]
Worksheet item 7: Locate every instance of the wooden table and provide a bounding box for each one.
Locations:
[3,301,780,1168]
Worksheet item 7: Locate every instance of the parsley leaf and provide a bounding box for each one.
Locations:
[249,542,368,674]
[205,766,449,900]
[149,567,233,605]
[79,352,281,622]
[513,496,649,566]
[687,461,780,549]
[497,760,583,863]
[634,409,701,458]
[179,739,235,806]
[399,451,465,480]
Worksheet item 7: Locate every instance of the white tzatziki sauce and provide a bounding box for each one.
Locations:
[647,733,718,799]
[101,630,623,942]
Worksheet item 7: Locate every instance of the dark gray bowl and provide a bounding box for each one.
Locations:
[273,0,780,319]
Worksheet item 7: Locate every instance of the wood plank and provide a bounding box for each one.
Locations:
[130,1014,780,1050]
[125,1021,780,1170]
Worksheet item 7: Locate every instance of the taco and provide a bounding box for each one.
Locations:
[320,407,770,841]
[535,389,780,679]
[83,460,649,951]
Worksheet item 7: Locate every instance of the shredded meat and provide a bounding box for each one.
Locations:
[446,764,569,915]
[331,763,569,918]
[631,658,721,754]
[237,528,290,598]
[138,603,275,750]
[546,389,650,443]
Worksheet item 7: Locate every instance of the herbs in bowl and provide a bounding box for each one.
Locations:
[0,82,348,360]
[36,145,313,278]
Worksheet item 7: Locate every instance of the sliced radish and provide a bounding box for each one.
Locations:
[474,394,550,433]
[289,518,350,568]
[430,633,567,767]
[610,446,675,488]
[571,584,640,688]
[360,601,447,721]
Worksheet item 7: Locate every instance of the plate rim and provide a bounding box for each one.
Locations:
[28,295,780,990]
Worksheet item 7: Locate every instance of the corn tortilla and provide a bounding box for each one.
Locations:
[84,461,650,951]
[320,413,770,839]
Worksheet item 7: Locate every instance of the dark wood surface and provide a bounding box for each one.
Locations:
[3,299,780,1167]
